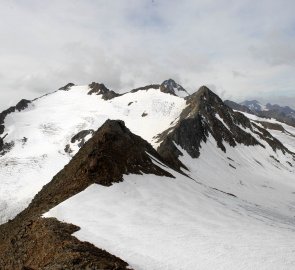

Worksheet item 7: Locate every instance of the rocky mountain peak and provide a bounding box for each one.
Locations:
[157,86,292,171]
[160,79,189,97]
[21,120,173,219]
[88,82,120,100]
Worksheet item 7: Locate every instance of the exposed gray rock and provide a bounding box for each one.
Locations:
[160,79,189,97]
[157,86,293,171]
[58,83,75,91]
[224,100,253,114]
[0,99,31,139]
[88,82,120,100]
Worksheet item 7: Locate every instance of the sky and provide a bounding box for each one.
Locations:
[0,0,295,110]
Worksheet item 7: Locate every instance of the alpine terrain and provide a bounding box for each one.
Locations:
[0,79,295,270]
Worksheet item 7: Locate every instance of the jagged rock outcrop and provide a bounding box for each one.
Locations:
[88,82,120,100]
[130,84,161,93]
[160,79,189,97]
[0,99,31,155]
[0,99,31,135]
[130,79,189,97]
[58,83,75,91]
[257,121,285,132]
[65,129,95,154]
[157,86,293,171]
[0,218,129,270]
[0,120,174,269]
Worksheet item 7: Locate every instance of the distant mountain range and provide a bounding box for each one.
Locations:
[224,99,295,127]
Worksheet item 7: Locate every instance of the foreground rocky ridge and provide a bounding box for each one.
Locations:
[0,120,174,270]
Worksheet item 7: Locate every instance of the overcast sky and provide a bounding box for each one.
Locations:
[0,0,295,110]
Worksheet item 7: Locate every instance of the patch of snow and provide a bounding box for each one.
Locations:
[0,86,186,223]
[45,142,295,269]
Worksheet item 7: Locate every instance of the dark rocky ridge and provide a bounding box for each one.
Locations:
[0,218,129,270]
[58,83,75,91]
[0,99,31,154]
[130,84,161,93]
[0,99,31,135]
[0,120,174,269]
[88,82,120,100]
[157,86,293,171]
[130,79,189,97]
[224,100,253,114]
[257,121,285,132]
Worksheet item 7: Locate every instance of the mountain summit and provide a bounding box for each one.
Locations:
[160,79,190,97]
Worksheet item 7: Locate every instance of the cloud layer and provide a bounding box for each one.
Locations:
[0,0,295,110]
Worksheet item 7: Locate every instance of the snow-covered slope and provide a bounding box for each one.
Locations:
[43,87,295,270]
[1,81,295,269]
[45,138,295,269]
[239,111,295,153]
[0,84,186,223]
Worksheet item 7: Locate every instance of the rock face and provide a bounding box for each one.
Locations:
[131,84,160,93]
[58,83,75,91]
[88,82,120,100]
[130,79,189,97]
[257,121,285,132]
[0,99,31,155]
[157,86,293,171]
[0,120,173,269]
[224,100,253,114]
[160,79,189,97]
[65,129,95,154]
[0,218,129,270]
[0,99,31,135]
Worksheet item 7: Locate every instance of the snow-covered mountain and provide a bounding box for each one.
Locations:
[0,80,295,269]
[240,100,266,112]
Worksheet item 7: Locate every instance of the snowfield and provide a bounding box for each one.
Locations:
[0,85,186,223]
[45,140,295,269]
[1,84,295,269]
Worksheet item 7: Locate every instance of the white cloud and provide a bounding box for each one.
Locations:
[0,0,294,110]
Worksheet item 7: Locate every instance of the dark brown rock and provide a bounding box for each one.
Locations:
[88,82,120,100]
[58,83,75,91]
[0,120,173,269]
[157,86,294,171]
